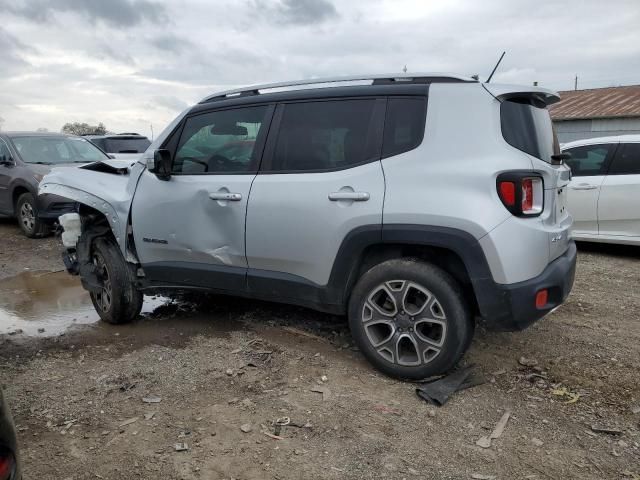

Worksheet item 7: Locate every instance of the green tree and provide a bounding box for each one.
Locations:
[61,122,108,136]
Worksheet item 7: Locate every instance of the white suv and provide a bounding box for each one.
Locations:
[40,73,576,379]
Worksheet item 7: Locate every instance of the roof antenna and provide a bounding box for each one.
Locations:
[486,51,506,83]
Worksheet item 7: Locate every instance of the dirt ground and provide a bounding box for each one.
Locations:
[1,217,639,479]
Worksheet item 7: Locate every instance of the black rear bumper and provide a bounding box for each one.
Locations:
[477,241,577,331]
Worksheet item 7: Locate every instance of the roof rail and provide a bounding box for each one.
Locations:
[199,72,475,104]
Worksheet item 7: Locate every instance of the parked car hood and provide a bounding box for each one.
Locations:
[28,162,89,176]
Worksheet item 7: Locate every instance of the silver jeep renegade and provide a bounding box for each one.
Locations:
[39,73,576,380]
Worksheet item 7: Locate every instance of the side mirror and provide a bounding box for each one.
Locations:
[551,152,571,165]
[152,149,172,180]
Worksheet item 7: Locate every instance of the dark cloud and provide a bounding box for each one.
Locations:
[0,26,33,72]
[2,0,167,28]
[251,0,338,25]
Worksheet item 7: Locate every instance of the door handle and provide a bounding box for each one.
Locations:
[328,192,370,201]
[570,184,597,191]
[209,192,242,201]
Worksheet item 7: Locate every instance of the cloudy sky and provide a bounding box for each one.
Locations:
[0,0,639,137]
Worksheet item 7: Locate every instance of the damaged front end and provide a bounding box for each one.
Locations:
[38,159,147,291]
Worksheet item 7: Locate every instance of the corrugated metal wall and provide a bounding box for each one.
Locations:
[555,117,640,143]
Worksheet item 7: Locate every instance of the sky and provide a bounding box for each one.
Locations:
[0,0,639,137]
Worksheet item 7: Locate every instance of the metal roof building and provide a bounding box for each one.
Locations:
[549,84,640,143]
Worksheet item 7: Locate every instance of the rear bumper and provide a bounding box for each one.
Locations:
[36,193,77,223]
[477,241,577,331]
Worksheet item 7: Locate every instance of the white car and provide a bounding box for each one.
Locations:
[563,135,640,245]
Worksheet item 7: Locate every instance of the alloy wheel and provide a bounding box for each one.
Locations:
[93,252,113,313]
[19,201,36,233]
[361,280,447,366]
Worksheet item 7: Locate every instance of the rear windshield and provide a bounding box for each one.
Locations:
[501,98,559,163]
[103,137,150,154]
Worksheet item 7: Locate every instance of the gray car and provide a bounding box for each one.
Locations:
[0,132,109,237]
[0,389,19,480]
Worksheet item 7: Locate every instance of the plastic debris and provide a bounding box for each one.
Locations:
[415,365,485,406]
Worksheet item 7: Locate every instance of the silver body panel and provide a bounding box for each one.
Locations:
[246,162,385,285]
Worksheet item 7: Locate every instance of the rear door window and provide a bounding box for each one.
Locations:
[564,144,614,176]
[607,143,640,175]
[501,98,559,163]
[382,97,427,158]
[104,137,151,154]
[268,99,381,172]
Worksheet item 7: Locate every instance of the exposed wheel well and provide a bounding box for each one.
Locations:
[77,204,115,239]
[349,244,480,317]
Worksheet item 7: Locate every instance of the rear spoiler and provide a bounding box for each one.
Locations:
[482,83,561,106]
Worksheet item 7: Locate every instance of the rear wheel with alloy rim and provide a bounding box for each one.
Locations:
[348,258,473,380]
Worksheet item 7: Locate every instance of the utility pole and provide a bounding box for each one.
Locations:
[150,124,154,141]
[402,65,407,73]
[574,75,578,91]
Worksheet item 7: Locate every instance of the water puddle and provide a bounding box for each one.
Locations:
[0,270,168,337]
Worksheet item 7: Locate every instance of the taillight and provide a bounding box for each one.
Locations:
[0,448,15,480]
[497,173,544,217]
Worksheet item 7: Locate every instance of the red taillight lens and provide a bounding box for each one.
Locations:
[535,289,548,309]
[497,174,544,217]
[498,181,516,206]
[0,450,15,480]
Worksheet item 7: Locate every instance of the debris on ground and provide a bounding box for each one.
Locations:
[174,443,189,452]
[144,413,156,420]
[471,474,496,480]
[590,425,623,436]
[476,411,510,449]
[118,417,139,428]
[240,423,253,433]
[142,396,161,404]
[630,404,640,415]
[531,438,543,447]
[310,385,331,401]
[416,365,485,406]
[551,386,580,403]
[518,356,538,367]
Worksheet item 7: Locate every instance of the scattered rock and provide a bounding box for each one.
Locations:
[475,436,492,448]
[428,410,436,418]
[471,474,496,480]
[240,423,252,433]
[144,413,156,420]
[142,396,161,404]
[531,438,544,447]
[226,369,234,376]
[231,348,242,354]
[631,405,640,415]
[174,442,189,452]
[320,375,328,383]
[37,328,45,333]
[518,356,538,367]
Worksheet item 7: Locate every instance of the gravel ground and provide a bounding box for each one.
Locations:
[1,218,639,479]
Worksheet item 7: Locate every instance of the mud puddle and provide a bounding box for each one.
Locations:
[0,270,169,336]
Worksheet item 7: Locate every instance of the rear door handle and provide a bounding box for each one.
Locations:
[570,184,597,191]
[328,192,370,201]
[209,192,242,201]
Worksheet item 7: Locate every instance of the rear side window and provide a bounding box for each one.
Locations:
[382,97,427,158]
[564,144,613,176]
[608,143,640,175]
[501,98,559,163]
[270,99,378,172]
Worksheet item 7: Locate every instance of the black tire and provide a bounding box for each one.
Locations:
[348,258,473,380]
[89,236,143,324]
[15,192,49,238]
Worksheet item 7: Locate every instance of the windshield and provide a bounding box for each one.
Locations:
[10,135,108,165]
[103,137,151,154]
[500,98,559,163]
